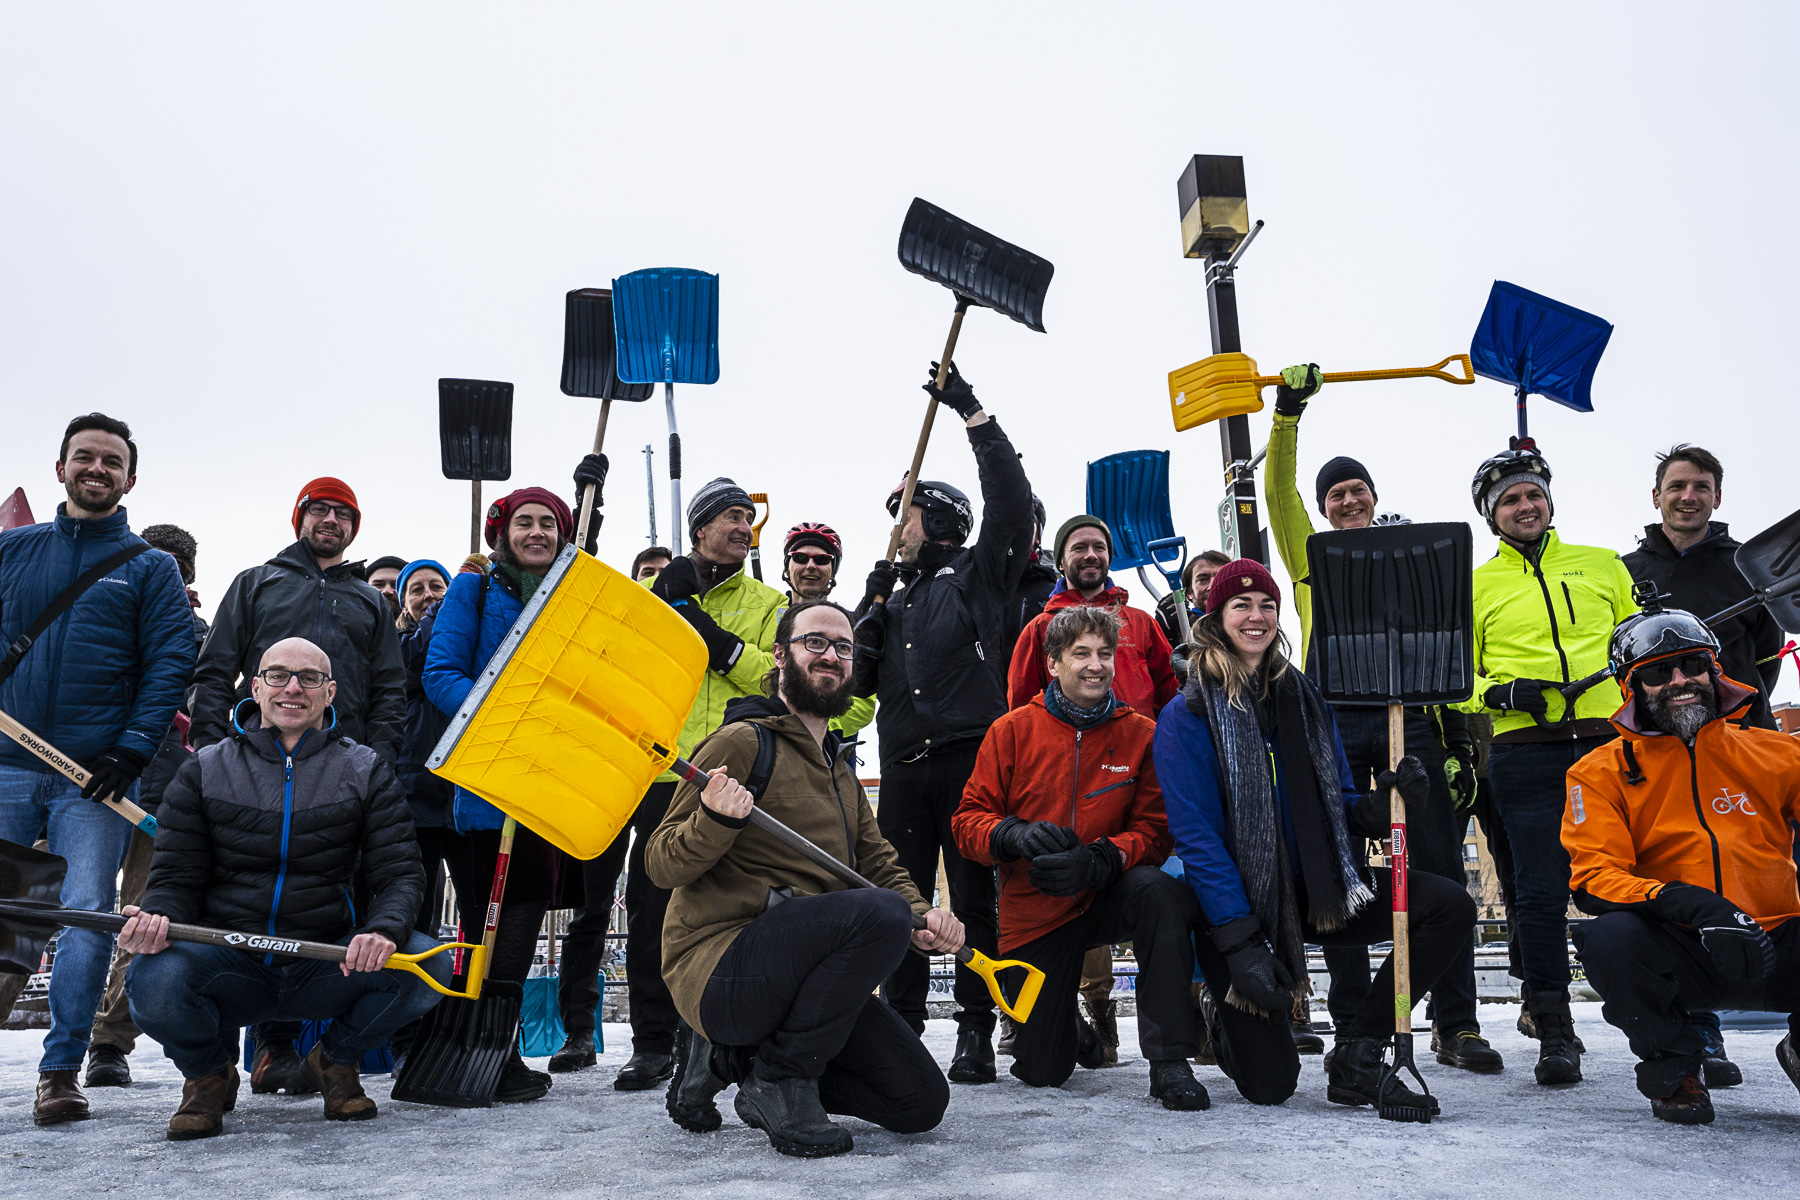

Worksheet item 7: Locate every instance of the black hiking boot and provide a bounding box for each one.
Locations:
[1526,990,1582,1085]
[85,1044,132,1088]
[1518,985,1585,1052]
[614,1050,674,1091]
[249,1040,320,1096]
[1086,996,1120,1065]
[1777,1033,1800,1096]
[996,1015,1018,1057]
[1432,1026,1505,1074]
[948,1026,997,1084]
[495,1049,551,1103]
[1650,1074,1714,1125]
[1193,983,1219,1067]
[547,1033,597,1074]
[1291,1014,1325,1056]
[666,1024,726,1133]
[1147,1059,1210,1111]
[734,1067,853,1158]
[1326,1037,1440,1115]
[1075,1017,1107,1071]
[1698,1026,1742,1088]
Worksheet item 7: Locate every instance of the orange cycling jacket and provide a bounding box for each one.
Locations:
[1564,674,1800,931]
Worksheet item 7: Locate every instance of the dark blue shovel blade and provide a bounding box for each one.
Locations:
[1085,450,1176,570]
[1469,281,1613,413]
[610,269,721,386]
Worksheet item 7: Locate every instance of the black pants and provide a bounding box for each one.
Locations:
[1009,867,1201,1087]
[443,829,549,985]
[1199,869,1475,1105]
[1575,911,1800,1091]
[875,745,1000,1034]
[1323,707,1479,1033]
[700,889,948,1134]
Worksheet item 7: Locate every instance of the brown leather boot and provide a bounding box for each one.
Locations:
[168,1068,239,1141]
[34,1071,91,1126]
[304,1044,377,1121]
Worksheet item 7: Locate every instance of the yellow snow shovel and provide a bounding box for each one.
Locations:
[1168,353,1475,432]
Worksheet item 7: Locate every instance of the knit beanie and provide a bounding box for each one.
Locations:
[687,477,754,539]
[1205,558,1282,614]
[396,559,450,600]
[293,477,360,537]
[1314,457,1376,514]
[1053,514,1113,569]
[484,487,574,549]
[365,555,408,577]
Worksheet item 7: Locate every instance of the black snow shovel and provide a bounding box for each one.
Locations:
[439,379,514,556]
[887,199,1053,564]
[561,288,654,551]
[1307,522,1476,1124]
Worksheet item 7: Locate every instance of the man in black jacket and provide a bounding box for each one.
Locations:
[852,362,1034,1083]
[120,636,439,1141]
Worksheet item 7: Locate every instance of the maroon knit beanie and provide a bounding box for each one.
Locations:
[1205,558,1282,614]
[485,487,574,549]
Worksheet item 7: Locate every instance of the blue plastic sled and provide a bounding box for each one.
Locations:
[1469,281,1612,441]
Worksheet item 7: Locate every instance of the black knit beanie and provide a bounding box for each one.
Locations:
[1315,456,1377,513]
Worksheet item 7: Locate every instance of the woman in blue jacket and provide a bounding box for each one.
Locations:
[1153,560,1473,1114]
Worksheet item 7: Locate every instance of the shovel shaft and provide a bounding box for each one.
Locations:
[470,479,482,556]
[574,399,613,551]
[665,383,683,557]
[1387,701,1412,1034]
[882,302,968,567]
[1250,355,1475,390]
[0,708,157,835]
[477,816,517,987]
[748,493,770,581]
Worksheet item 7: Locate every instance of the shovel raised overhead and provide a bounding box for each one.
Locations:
[561,287,655,549]
[1469,281,1612,443]
[438,378,514,555]
[1168,353,1475,432]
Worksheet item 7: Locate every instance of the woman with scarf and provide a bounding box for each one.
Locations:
[1153,560,1475,1112]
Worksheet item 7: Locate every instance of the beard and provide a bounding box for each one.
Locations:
[63,474,125,515]
[782,661,854,720]
[304,526,349,559]
[1644,681,1718,741]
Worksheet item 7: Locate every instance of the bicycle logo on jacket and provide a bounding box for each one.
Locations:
[1711,788,1757,816]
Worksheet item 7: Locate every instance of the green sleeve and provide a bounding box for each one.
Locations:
[720,591,785,694]
[1607,555,1640,622]
[831,694,876,738]
[1263,413,1317,659]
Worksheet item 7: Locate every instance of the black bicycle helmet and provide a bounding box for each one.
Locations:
[886,475,974,545]
[1471,443,1553,534]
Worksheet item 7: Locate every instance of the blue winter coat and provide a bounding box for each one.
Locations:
[0,505,196,769]
[422,569,524,832]
[1152,690,1360,927]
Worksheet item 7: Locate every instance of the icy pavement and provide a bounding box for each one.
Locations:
[1,1003,1794,1199]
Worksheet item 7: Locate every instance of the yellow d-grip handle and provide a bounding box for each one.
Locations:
[383,941,488,1000]
[748,492,770,548]
[961,947,1046,1023]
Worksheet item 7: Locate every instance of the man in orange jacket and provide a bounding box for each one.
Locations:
[1564,599,1800,1126]
[956,605,1206,1108]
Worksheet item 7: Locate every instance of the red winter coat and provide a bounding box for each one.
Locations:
[953,695,1170,952]
[1006,585,1178,721]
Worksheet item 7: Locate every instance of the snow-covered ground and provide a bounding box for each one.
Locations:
[1,1003,1793,1198]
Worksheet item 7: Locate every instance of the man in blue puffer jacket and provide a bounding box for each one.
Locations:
[0,414,196,1126]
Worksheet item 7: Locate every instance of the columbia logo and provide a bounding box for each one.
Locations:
[1100,764,1130,773]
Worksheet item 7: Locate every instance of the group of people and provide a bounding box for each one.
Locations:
[1,355,1796,1155]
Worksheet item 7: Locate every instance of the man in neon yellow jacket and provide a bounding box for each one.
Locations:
[1454,444,1637,1089]
[1264,367,1496,1074]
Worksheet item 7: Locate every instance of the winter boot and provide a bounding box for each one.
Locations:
[614,1050,674,1091]
[1325,1037,1440,1116]
[1776,1033,1800,1096]
[33,1071,90,1126]
[1323,1039,1345,1073]
[250,1039,320,1095]
[1290,1007,1326,1056]
[1084,996,1120,1066]
[948,1026,997,1084]
[1517,983,1585,1052]
[996,1015,1018,1057]
[1193,983,1219,1067]
[1526,989,1582,1085]
[303,1044,376,1121]
[1074,1017,1108,1071]
[1147,1059,1211,1111]
[495,1048,552,1103]
[85,1044,132,1088]
[734,1066,854,1158]
[666,1023,726,1133]
[1650,1075,1714,1125]
[1698,1023,1742,1088]
[167,1068,238,1141]
[1432,1026,1505,1074]
[547,1032,597,1074]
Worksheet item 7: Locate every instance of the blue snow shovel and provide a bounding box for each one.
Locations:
[1086,450,1192,642]
[612,269,721,557]
[1469,281,1612,445]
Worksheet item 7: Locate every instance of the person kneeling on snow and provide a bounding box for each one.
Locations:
[119,637,442,1140]
[956,605,1208,1107]
[1564,602,1800,1125]
[1153,562,1475,1115]
[646,599,962,1158]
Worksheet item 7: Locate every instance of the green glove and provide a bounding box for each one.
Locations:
[1273,363,1322,416]
[1444,748,1478,810]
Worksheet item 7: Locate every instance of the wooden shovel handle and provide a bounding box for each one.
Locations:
[0,708,157,835]
[575,399,613,551]
[882,301,970,570]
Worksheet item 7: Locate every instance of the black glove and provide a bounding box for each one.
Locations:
[1272,363,1322,417]
[675,603,744,675]
[924,361,982,420]
[649,556,702,603]
[1028,838,1122,897]
[1170,644,1191,684]
[863,560,899,606]
[1444,746,1478,810]
[1485,679,1554,717]
[1210,915,1296,1013]
[82,746,148,804]
[1350,754,1433,839]
[851,609,885,698]
[1649,881,1776,984]
[990,817,1080,863]
[571,453,609,553]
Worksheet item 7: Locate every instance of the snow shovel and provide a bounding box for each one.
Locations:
[886,199,1054,564]
[561,288,656,550]
[1085,449,1191,641]
[748,492,770,582]
[1469,281,1612,445]
[611,269,720,558]
[1168,353,1474,432]
[0,837,483,995]
[1306,522,1476,1124]
[0,708,157,835]
[438,378,514,555]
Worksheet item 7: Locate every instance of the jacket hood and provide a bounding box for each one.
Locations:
[720,692,852,762]
[1045,582,1128,610]
[229,696,341,758]
[1609,669,1758,737]
[269,539,363,581]
[52,503,131,539]
[1635,521,1737,561]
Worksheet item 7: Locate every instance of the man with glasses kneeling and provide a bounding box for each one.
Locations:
[120,637,442,1141]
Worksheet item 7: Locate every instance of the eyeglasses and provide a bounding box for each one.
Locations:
[788,552,834,567]
[257,668,331,690]
[787,633,855,660]
[1637,653,1712,688]
[302,502,357,522]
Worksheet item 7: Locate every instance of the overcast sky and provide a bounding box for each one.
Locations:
[4,2,1796,758]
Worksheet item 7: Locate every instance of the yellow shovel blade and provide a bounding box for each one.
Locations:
[384,941,488,1000]
[962,948,1047,1023]
[1168,352,1265,431]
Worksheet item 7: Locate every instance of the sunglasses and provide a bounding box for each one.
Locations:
[1636,652,1713,688]
[788,552,834,567]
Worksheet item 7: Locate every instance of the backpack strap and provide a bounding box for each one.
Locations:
[744,723,779,802]
[0,542,151,684]
[1620,738,1645,786]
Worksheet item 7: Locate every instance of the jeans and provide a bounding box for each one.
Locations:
[0,763,135,1072]
[127,930,449,1079]
[1487,735,1613,991]
[875,745,1000,1034]
[91,828,157,1053]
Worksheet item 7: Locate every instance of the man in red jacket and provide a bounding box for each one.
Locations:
[956,606,1205,1108]
[1007,516,1179,721]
